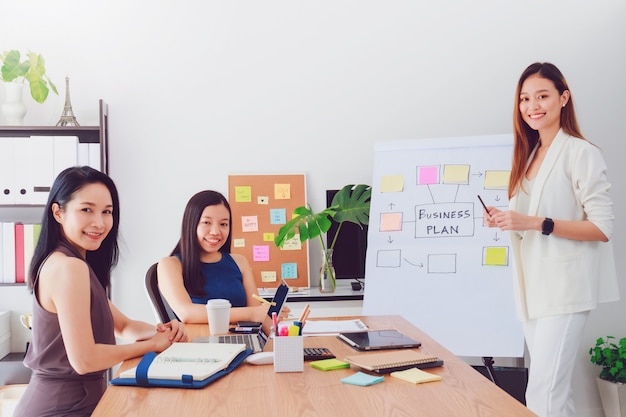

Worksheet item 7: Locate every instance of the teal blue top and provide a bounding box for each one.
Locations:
[177,253,246,307]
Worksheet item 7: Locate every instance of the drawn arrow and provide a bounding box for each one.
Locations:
[493,232,501,241]
[387,236,393,243]
[388,203,395,210]
[403,258,424,268]
[472,172,484,177]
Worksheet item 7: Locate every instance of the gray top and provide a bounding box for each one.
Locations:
[14,241,115,417]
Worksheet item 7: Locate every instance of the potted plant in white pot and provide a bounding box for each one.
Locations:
[274,184,371,293]
[589,336,626,417]
[0,49,58,124]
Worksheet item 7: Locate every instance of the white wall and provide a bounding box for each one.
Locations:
[1,1,625,415]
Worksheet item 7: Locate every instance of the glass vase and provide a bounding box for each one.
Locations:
[319,249,336,293]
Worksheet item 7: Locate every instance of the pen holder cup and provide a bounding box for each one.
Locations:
[273,336,304,373]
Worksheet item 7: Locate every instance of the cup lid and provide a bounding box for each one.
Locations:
[206,298,231,307]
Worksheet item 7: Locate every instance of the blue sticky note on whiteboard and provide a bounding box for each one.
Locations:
[281,263,298,279]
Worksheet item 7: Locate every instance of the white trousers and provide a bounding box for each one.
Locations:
[523,311,589,417]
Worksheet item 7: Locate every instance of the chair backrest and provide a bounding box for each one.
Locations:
[144,262,177,323]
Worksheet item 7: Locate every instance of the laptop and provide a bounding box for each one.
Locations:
[337,329,422,351]
[194,283,289,353]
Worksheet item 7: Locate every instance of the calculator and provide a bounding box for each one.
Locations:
[303,347,335,361]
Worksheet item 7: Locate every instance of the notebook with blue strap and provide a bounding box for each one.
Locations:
[110,342,252,389]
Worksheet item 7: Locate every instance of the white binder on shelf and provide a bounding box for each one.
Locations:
[53,136,79,178]
[77,142,102,171]
[1,222,16,284]
[13,139,31,205]
[89,143,101,171]
[0,138,17,205]
[23,223,35,284]
[29,136,55,205]
[0,223,4,283]
[78,142,90,167]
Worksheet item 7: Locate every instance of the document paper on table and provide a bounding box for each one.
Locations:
[298,319,368,335]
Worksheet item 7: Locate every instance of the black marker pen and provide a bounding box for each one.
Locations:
[477,195,489,213]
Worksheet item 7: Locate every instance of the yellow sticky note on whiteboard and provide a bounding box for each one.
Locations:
[442,164,469,184]
[380,175,404,192]
[484,247,508,266]
[484,171,510,190]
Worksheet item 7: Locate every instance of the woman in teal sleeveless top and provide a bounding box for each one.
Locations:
[158,190,290,324]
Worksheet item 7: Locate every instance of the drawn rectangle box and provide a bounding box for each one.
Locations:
[273,336,304,373]
[427,253,457,273]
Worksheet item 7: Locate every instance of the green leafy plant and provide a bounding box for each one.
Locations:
[0,49,58,103]
[274,184,371,288]
[589,336,626,383]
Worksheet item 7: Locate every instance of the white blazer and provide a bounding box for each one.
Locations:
[509,129,619,320]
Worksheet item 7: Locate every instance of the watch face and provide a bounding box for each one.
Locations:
[542,218,554,235]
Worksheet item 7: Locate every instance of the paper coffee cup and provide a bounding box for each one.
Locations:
[206,299,231,335]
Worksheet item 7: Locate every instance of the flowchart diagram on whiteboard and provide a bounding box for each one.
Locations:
[362,134,525,358]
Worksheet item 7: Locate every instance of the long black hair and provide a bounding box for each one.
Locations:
[28,166,120,291]
[170,190,232,296]
[510,62,585,199]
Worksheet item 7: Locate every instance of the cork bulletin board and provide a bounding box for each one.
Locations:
[228,174,309,289]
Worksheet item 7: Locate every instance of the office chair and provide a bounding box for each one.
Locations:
[144,262,177,323]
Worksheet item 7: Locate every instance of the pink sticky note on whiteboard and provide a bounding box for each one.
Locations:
[418,166,439,185]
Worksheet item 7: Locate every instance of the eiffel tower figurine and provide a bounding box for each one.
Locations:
[56,76,80,126]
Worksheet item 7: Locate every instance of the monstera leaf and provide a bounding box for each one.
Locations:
[274,184,371,250]
[274,184,371,290]
[274,205,335,247]
[328,184,371,247]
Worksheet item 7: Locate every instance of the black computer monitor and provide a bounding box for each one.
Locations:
[325,190,368,281]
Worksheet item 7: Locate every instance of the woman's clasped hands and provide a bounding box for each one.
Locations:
[152,320,188,351]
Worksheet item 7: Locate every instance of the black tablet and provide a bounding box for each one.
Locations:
[337,330,422,351]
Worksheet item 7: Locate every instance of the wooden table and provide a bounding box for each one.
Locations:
[92,315,536,417]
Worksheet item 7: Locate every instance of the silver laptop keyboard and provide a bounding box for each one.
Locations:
[218,334,255,351]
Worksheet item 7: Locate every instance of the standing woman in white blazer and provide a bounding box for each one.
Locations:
[484,62,619,417]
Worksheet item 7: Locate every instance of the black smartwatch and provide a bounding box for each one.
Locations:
[542,218,554,236]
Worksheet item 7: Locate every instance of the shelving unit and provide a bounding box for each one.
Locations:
[0,99,109,173]
[0,100,109,285]
[0,101,109,379]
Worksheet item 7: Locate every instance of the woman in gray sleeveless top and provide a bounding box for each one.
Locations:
[13,167,187,417]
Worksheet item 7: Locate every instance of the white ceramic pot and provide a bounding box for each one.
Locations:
[2,82,27,125]
[596,377,626,417]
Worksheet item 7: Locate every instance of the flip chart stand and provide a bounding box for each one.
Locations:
[482,356,500,386]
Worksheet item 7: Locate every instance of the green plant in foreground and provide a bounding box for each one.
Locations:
[274,184,371,287]
[589,336,626,383]
[0,49,58,103]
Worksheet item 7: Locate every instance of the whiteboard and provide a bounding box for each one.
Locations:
[362,135,524,358]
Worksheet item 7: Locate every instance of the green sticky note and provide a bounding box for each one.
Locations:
[310,358,350,371]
